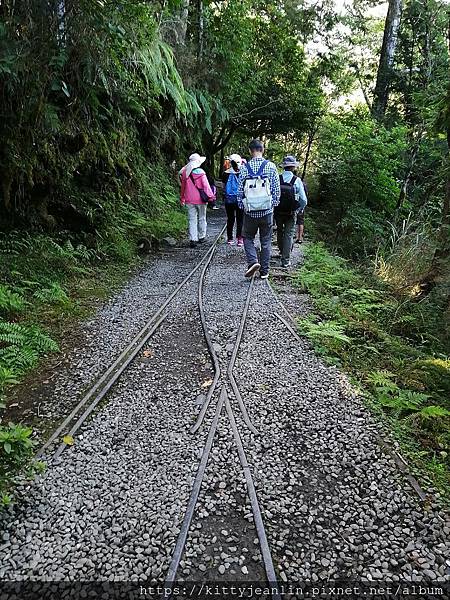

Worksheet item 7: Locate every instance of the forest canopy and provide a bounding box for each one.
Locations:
[0,1,448,256]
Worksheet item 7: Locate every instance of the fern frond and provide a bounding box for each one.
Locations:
[0,285,25,315]
[298,319,351,344]
[418,405,450,419]
[33,283,70,306]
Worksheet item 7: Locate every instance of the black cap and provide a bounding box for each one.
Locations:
[249,139,264,151]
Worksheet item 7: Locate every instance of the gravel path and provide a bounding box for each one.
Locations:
[6,212,224,441]
[0,274,213,581]
[234,275,450,585]
[1,215,449,594]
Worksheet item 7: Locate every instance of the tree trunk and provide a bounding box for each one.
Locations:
[419,165,450,295]
[57,0,66,45]
[218,146,225,179]
[178,0,190,45]
[212,123,236,154]
[396,129,422,211]
[197,0,204,59]
[2,172,13,213]
[301,130,315,180]
[418,18,450,294]
[372,0,403,120]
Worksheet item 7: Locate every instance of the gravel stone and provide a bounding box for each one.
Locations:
[1,217,448,586]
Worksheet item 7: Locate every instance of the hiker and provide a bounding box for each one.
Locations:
[180,153,216,248]
[295,178,308,244]
[222,153,244,246]
[237,139,281,279]
[206,173,220,210]
[275,155,308,267]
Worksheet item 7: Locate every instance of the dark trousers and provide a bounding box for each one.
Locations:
[275,213,296,266]
[225,203,244,240]
[242,213,273,275]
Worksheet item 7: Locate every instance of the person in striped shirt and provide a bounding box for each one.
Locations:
[237,139,281,279]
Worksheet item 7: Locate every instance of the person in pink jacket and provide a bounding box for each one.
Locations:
[180,153,216,248]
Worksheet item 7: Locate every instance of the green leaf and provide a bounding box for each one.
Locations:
[61,81,70,98]
[419,405,450,419]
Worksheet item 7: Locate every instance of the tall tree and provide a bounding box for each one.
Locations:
[372,0,403,119]
[419,14,450,295]
[178,0,190,45]
[197,0,204,58]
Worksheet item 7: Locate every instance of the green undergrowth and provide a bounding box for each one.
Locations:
[0,255,136,506]
[293,242,450,502]
[0,173,186,505]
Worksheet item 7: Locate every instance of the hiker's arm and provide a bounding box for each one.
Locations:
[296,179,308,212]
[271,167,281,206]
[200,173,216,200]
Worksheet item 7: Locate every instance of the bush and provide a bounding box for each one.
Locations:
[0,422,39,506]
[315,109,407,256]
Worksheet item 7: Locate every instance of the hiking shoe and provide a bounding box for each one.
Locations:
[189,240,197,248]
[212,206,220,210]
[281,262,291,268]
[237,237,244,247]
[227,239,234,245]
[245,263,260,278]
[198,237,206,244]
[260,273,269,280]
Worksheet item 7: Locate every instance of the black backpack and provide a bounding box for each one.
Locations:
[276,174,301,215]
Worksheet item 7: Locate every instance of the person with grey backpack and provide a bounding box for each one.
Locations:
[237,139,281,279]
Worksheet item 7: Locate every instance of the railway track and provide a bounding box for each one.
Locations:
[2,227,448,590]
[164,250,281,595]
[37,225,226,462]
[35,218,283,594]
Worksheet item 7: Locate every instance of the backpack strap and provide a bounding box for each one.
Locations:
[255,160,268,177]
[281,173,297,186]
[246,160,268,178]
[189,172,201,191]
[246,163,256,178]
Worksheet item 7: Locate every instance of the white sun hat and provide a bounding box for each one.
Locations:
[185,152,206,177]
[227,153,243,166]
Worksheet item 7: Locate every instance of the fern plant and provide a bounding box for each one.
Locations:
[33,282,70,306]
[0,345,39,375]
[367,370,399,394]
[293,243,358,295]
[378,390,430,412]
[297,318,351,356]
[408,406,450,448]
[0,320,58,383]
[0,321,58,352]
[0,367,19,391]
[0,421,36,504]
[417,405,450,420]
[0,285,25,316]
